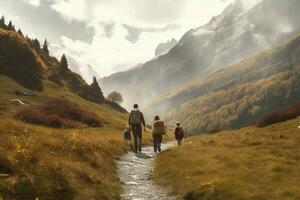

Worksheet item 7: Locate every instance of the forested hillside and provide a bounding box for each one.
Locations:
[147,34,300,134]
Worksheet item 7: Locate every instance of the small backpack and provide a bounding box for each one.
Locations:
[178,127,185,137]
[130,110,142,125]
[153,120,166,135]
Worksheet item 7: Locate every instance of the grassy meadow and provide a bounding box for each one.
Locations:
[153,117,300,200]
[0,75,153,199]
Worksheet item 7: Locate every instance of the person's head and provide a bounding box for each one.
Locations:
[154,115,160,121]
[176,122,181,127]
[133,104,138,109]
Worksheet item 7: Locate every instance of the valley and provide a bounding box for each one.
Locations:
[1,0,300,199]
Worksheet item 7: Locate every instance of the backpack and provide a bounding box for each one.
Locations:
[178,127,185,138]
[130,110,142,125]
[153,120,166,135]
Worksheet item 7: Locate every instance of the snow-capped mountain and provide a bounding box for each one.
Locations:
[100,0,300,109]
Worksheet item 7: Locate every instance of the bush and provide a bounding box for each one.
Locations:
[207,128,226,134]
[257,102,300,127]
[15,98,103,128]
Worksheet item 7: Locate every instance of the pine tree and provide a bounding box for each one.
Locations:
[32,39,41,50]
[90,76,104,101]
[17,29,24,37]
[60,54,68,70]
[7,21,13,30]
[0,16,5,29]
[1,16,5,24]
[42,39,49,56]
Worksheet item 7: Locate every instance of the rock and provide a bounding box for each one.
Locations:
[9,99,28,106]
[15,90,34,96]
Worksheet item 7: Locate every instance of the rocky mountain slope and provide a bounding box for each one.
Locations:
[155,39,177,57]
[100,0,300,109]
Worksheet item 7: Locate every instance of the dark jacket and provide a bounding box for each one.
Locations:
[174,127,184,140]
[128,109,146,127]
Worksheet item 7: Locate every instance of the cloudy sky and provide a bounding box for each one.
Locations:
[0,0,233,81]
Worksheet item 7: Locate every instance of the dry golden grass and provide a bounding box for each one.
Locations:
[0,118,127,200]
[153,117,300,200]
[0,75,153,199]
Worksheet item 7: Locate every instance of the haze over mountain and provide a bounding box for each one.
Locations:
[148,34,300,134]
[100,0,300,110]
[155,39,177,57]
[0,0,233,79]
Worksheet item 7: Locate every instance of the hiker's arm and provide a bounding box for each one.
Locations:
[174,128,178,135]
[128,113,131,125]
[141,112,146,127]
[151,123,154,134]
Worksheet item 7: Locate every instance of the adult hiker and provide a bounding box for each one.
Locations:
[152,115,166,153]
[128,104,146,153]
[174,122,185,146]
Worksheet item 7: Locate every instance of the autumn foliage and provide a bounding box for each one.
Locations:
[257,102,300,127]
[107,91,123,103]
[15,98,103,128]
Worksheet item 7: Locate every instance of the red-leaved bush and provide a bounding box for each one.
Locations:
[257,102,300,127]
[15,98,103,128]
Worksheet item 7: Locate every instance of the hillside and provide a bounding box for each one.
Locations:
[0,25,135,199]
[146,33,300,134]
[0,74,129,199]
[0,25,127,112]
[153,116,300,200]
[100,0,300,109]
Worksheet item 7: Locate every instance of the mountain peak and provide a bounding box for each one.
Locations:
[155,39,178,57]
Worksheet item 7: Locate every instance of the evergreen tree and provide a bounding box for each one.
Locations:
[1,16,5,24]
[32,39,41,50]
[0,16,5,29]
[17,29,24,37]
[90,76,104,101]
[42,39,49,56]
[60,54,69,70]
[7,21,13,30]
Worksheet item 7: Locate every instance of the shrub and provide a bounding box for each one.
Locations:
[207,128,226,134]
[14,98,103,128]
[257,102,300,127]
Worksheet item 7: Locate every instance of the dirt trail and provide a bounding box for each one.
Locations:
[117,143,179,200]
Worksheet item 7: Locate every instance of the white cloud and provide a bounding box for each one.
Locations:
[50,0,86,21]
[22,0,40,7]
[48,0,234,78]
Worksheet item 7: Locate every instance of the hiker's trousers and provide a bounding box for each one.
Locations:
[153,134,162,152]
[132,124,142,152]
